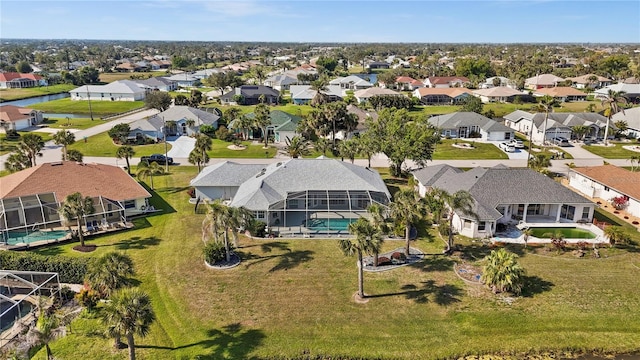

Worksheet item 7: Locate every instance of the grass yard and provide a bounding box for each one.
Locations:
[583,142,640,159]
[433,139,509,160]
[0,131,53,155]
[0,84,76,101]
[99,72,167,83]
[208,139,277,158]
[30,98,145,116]
[43,117,103,130]
[67,133,170,157]
[30,166,640,359]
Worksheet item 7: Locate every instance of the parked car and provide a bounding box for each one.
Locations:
[553,137,570,147]
[583,136,598,144]
[507,139,525,148]
[499,142,516,152]
[140,154,174,165]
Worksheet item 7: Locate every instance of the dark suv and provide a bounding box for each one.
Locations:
[140,154,174,165]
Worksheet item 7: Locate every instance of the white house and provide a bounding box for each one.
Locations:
[569,165,640,218]
[480,76,517,89]
[329,75,373,90]
[612,106,640,138]
[427,112,514,141]
[504,110,609,144]
[353,87,404,104]
[566,74,612,89]
[70,80,146,101]
[0,105,44,132]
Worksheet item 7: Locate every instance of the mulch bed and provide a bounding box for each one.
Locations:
[205,253,241,270]
[363,247,425,272]
[72,244,97,253]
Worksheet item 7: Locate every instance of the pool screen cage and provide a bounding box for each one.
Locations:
[266,190,390,234]
[0,192,126,243]
[0,270,61,346]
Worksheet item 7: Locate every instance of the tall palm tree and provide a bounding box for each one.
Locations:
[52,129,75,161]
[534,96,556,147]
[629,154,640,172]
[354,135,375,168]
[433,189,476,254]
[202,200,226,245]
[229,115,253,140]
[310,77,330,107]
[188,148,209,172]
[59,192,94,247]
[338,138,359,163]
[226,206,254,248]
[85,252,135,298]
[367,203,387,267]
[528,154,551,171]
[31,312,63,360]
[136,161,163,190]
[284,136,311,158]
[571,125,590,141]
[389,188,426,256]
[101,288,156,360]
[253,104,272,149]
[601,90,628,146]
[18,133,44,167]
[116,145,135,175]
[194,134,212,159]
[313,137,331,156]
[481,248,525,295]
[185,118,196,133]
[4,150,31,172]
[340,218,383,299]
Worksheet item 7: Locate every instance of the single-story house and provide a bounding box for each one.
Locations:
[379,76,423,91]
[129,106,220,140]
[612,106,640,138]
[413,165,595,238]
[504,110,609,143]
[423,76,470,88]
[237,110,301,143]
[0,105,44,132]
[220,85,280,105]
[366,61,390,70]
[0,162,152,238]
[329,75,374,90]
[353,87,405,104]
[595,84,640,103]
[131,77,177,92]
[192,69,223,80]
[472,87,529,103]
[0,72,46,89]
[70,80,146,101]
[190,158,391,231]
[289,85,343,105]
[533,87,587,102]
[162,74,200,88]
[479,76,517,89]
[525,74,565,90]
[263,73,299,91]
[428,112,514,140]
[567,74,612,89]
[413,87,472,105]
[569,165,640,218]
[116,62,146,72]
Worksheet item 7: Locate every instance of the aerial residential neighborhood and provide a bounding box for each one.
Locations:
[0,1,639,359]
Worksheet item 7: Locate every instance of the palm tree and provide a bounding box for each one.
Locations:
[252,65,266,85]
[367,203,387,267]
[601,90,628,146]
[340,218,383,299]
[202,200,226,244]
[85,252,135,298]
[571,125,590,141]
[31,312,63,360]
[284,136,311,158]
[433,189,476,254]
[59,192,94,247]
[136,161,163,190]
[101,288,156,360]
[194,133,212,159]
[389,189,426,257]
[67,149,83,162]
[629,155,640,172]
[52,129,75,161]
[18,133,44,167]
[310,77,330,107]
[522,228,533,250]
[534,96,556,147]
[313,137,331,156]
[116,145,135,175]
[528,154,551,171]
[354,135,375,168]
[338,138,359,163]
[185,118,196,133]
[481,248,525,295]
[229,115,253,140]
[4,150,31,172]
[188,148,209,172]
[253,104,272,149]
[226,206,254,248]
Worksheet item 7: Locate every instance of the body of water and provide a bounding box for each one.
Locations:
[0,92,70,107]
[44,113,88,119]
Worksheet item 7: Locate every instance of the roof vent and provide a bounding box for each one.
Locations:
[276,162,282,167]
[50,162,63,166]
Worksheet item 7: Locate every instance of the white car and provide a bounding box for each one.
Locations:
[499,142,516,152]
[508,139,525,149]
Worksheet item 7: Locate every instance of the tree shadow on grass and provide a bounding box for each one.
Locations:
[33,246,64,256]
[162,186,190,194]
[268,250,314,272]
[137,183,176,215]
[137,323,265,359]
[410,255,455,272]
[99,236,161,250]
[368,280,462,305]
[458,243,492,261]
[520,275,554,298]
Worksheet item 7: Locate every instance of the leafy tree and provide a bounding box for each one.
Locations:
[17,61,32,73]
[136,161,163,190]
[116,145,135,175]
[432,189,476,254]
[108,123,131,144]
[313,137,331,156]
[252,65,267,84]
[306,102,358,151]
[85,252,135,298]
[481,248,525,295]
[144,91,172,112]
[389,189,427,256]
[18,133,44,167]
[368,94,412,110]
[67,149,83,162]
[31,312,63,360]
[284,135,311,158]
[353,135,375,168]
[528,154,551,171]
[101,288,156,360]
[174,94,189,106]
[340,218,383,299]
[601,90,628,145]
[252,104,272,148]
[460,96,484,114]
[59,192,94,248]
[52,130,75,161]
[454,58,495,79]
[315,56,338,74]
[171,56,190,69]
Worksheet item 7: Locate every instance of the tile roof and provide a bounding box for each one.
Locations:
[534,87,587,97]
[353,87,403,98]
[571,165,640,201]
[425,76,470,85]
[566,74,612,84]
[0,105,38,123]
[525,74,565,86]
[0,72,43,82]
[0,162,151,202]
[415,87,472,98]
[473,87,526,97]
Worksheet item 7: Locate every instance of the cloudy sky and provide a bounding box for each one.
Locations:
[1,0,639,43]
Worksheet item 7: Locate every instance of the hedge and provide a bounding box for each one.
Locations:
[0,251,89,283]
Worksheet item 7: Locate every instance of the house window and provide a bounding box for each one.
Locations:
[581,207,590,220]
[464,220,473,229]
[526,204,544,216]
[123,200,135,209]
[254,211,266,219]
[560,205,575,220]
[478,222,486,231]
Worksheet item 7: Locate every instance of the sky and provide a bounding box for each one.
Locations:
[1,0,639,43]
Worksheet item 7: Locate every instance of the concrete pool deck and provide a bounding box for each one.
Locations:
[492,222,608,245]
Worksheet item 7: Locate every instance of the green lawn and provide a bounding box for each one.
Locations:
[30,98,145,116]
[0,84,76,102]
[99,72,167,83]
[30,166,640,359]
[0,131,53,155]
[67,133,170,157]
[583,142,640,159]
[208,139,277,158]
[43,117,103,130]
[433,139,508,160]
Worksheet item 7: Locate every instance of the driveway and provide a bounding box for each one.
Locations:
[485,140,530,160]
[167,136,196,158]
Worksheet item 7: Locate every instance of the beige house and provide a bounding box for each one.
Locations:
[0,105,44,132]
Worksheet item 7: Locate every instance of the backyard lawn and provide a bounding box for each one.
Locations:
[433,139,509,160]
[43,117,103,130]
[30,98,145,116]
[0,84,76,101]
[67,132,170,157]
[30,166,640,359]
[583,142,640,159]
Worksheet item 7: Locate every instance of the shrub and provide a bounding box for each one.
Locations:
[215,126,234,142]
[377,257,391,266]
[5,129,20,140]
[551,237,568,252]
[576,241,589,250]
[604,226,630,246]
[391,252,406,260]
[438,222,450,236]
[200,124,216,138]
[247,219,267,238]
[0,251,88,283]
[633,221,639,225]
[75,288,99,311]
[611,196,629,210]
[203,241,227,265]
[187,187,195,198]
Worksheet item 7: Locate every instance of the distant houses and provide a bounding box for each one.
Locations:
[0,105,44,132]
[423,76,470,88]
[70,80,146,101]
[524,74,565,90]
[504,110,610,143]
[413,87,472,105]
[533,87,588,102]
[0,72,46,89]
[220,85,280,105]
[472,87,530,103]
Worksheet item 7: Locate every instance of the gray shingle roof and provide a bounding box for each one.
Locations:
[412,164,463,187]
[149,106,220,126]
[427,112,513,133]
[190,161,265,187]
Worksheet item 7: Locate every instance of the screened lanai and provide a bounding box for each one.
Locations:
[266,189,390,233]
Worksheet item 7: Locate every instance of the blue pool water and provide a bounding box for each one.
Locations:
[4,230,70,245]
[307,218,357,231]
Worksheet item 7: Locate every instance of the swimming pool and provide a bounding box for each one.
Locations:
[530,227,596,239]
[0,300,33,333]
[307,218,357,231]
[4,230,70,245]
